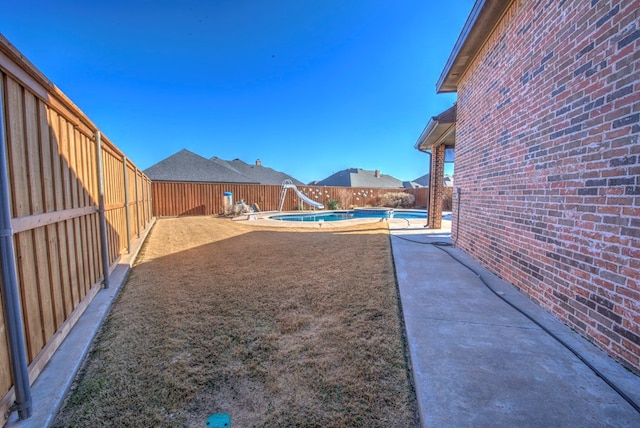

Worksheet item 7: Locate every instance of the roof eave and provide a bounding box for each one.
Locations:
[414,117,438,152]
[415,104,457,152]
[415,122,456,152]
[435,0,513,93]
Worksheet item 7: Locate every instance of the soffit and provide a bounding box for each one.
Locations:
[414,104,457,152]
[436,0,513,93]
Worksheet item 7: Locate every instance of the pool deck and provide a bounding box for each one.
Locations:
[232,209,431,229]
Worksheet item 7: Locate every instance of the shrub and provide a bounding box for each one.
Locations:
[327,199,340,210]
[378,192,415,208]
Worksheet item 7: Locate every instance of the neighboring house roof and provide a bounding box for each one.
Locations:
[402,181,423,189]
[209,157,244,175]
[144,149,257,183]
[414,173,430,186]
[144,149,304,185]
[437,0,510,92]
[413,173,454,187]
[415,103,457,152]
[211,157,304,186]
[316,168,413,188]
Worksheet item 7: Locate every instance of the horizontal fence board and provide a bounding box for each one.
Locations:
[11,206,97,233]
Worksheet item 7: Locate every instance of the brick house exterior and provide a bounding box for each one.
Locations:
[437,0,640,372]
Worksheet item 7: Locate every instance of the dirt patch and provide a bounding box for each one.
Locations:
[53,217,418,427]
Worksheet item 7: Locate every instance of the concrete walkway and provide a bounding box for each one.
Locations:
[388,220,640,427]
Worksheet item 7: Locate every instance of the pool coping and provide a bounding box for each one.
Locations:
[232,209,431,229]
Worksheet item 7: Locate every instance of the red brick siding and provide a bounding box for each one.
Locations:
[453,0,640,372]
[429,144,447,228]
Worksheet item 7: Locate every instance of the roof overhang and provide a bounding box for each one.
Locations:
[436,0,514,93]
[414,104,457,152]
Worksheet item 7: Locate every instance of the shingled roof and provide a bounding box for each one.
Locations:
[315,168,418,188]
[144,149,256,183]
[413,173,453,187]
[414,173,430,186]
[211,158,304,186]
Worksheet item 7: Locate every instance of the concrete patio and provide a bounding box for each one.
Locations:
[389,221,640,427]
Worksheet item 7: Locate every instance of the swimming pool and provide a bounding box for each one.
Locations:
[269,209,428,222]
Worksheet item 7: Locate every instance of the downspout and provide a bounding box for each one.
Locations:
[95,131,110,288]
[0,76,32,419]
[455,186,461,246]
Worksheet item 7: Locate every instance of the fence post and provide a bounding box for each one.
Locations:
[140,175,146,229]
[122,156,131,253]
[147,178,153,219]
[95,131,110,289]
[134,167,140,238]
[0,76,32,420]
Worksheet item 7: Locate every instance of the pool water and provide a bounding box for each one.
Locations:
[269,209,428,222]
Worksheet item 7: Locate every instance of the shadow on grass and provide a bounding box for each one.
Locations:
[53,218,419,427]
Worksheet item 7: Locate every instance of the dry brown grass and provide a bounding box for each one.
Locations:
[53,217,418,427]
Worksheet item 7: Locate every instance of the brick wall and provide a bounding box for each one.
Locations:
[429,144,447,228]
[453,0,640,372]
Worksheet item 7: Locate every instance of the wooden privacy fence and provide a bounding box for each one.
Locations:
[152,182,431,216]
[0,35,153,421]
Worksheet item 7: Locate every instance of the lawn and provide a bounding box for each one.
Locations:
[53,217,418,427]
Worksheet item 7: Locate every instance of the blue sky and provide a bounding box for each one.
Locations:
[1,0,471,184]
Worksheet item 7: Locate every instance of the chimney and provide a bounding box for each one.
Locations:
[374,169,381,178]
[256,159,262,166]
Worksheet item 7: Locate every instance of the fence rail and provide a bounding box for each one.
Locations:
[152,182,433,216]
[0,34,153,422]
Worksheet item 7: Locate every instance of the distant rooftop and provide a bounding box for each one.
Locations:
[413,173,454,187]
[210,157,304,186]
[144,149,303,184]
[144,149,256,183]
[315,168,420,189]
